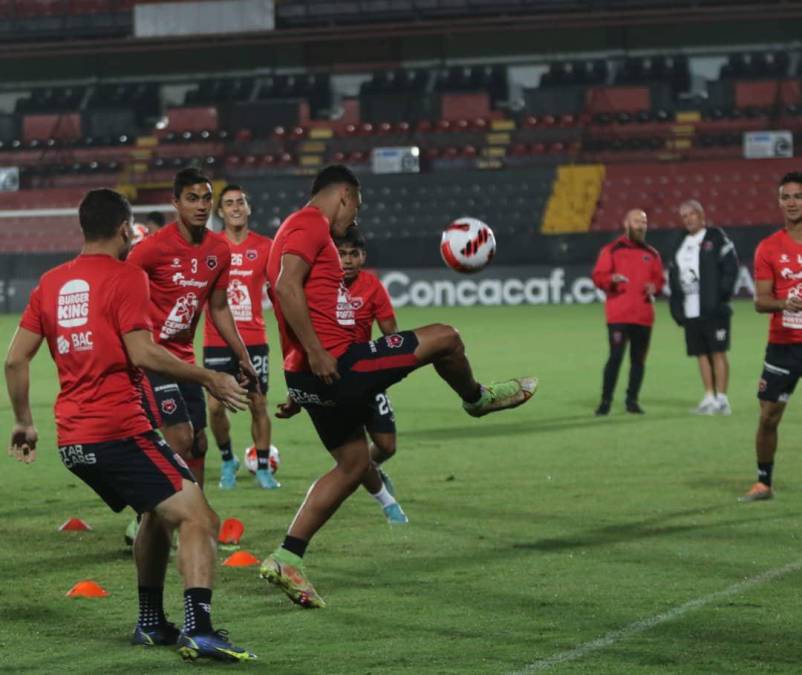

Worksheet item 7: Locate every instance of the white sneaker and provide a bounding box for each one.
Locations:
[715,396,732,416]
[692,397,716,415]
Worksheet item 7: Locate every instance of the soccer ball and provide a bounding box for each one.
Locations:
[244,445,280,474]
[440,217,496,273]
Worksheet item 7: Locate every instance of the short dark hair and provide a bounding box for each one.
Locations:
[173,167,212,199]
[217,183,247,212]
[78,188,132,242]
[780,172,802,187]
[311,164,360,197]
[145,210,165,228]
[334,226,366,251]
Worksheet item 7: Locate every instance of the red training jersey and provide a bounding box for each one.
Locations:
[591,235,664,327]
[19,254,153,446]
[266,206,355,372]
[754,229,802,345]
[347,270,396,343]
[127,222,230,363]
[203,231,272,348]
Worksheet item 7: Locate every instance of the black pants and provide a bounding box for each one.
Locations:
[601,323,652,404]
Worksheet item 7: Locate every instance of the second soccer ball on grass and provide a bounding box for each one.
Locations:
[244,445,281,474]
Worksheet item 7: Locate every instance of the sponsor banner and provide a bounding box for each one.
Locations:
[378,265,757,308]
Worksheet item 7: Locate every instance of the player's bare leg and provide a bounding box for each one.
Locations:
[261,431,368,608]
[740,400,786,502]
[412,323,536,415]
[711,352,731,414]
[162,421,198,478]
[249,392,279,489]
[694,355,717,414]
[208,395,238,489]
[361,432,406,523]
[189,430,208,488]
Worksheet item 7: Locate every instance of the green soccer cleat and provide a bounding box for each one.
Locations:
[463,377,537,418]
[378,467,396,498]
[255,467,281,490]
[218,458,239,490]
[259,549,326,609]
[383,502,409,525]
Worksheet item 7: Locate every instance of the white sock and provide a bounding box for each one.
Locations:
[716,393,729,404]
[371,485,396,508]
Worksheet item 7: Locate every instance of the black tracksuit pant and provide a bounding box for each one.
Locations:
[601,323,652,404]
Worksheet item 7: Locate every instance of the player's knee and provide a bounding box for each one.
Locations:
[377,438,396,458]
[192,431,208,459]
[759,410,781,431]
[208,401,227,423]
[434,323,463,354]
[169,425,195,457]
[248,393,268,417]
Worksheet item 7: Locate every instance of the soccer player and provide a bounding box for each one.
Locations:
[741,172,802,502]
[145,210,166,234]
[591,209,664,415]
[336,227,407,524]
[259,165,536,608]
[128,168,257,488]
[202,184,278,490]
[668,200,738,415]
[4,188,255,661]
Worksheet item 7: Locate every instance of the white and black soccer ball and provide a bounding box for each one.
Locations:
[244,444,280,474]
[440,217,496,273]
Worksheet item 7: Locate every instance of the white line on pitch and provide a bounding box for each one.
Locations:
[512,558,802,673]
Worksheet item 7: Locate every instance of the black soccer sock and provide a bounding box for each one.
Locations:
[282,535,308,558]
[256,448,270,471]
[218,440,233,463]
[138,586,167,629]
[183,587,213,635]
[757,462,774,487]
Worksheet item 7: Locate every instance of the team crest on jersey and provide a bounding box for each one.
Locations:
[171,258,181,268]
[161,399,177,415]
[246,249,257,261]
[206,255,218,270]
[385,334,404,349]
[350,297,364,311]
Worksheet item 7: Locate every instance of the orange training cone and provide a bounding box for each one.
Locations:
[218,517,244,545]
[66,580,109,598]
[59,518,92,532]
[222,550,260,567]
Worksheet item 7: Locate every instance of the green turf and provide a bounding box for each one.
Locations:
[2,300,802,673]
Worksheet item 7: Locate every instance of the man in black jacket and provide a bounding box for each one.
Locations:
[668,200,739,415]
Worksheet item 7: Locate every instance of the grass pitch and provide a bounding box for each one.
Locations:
[3,300,802,673]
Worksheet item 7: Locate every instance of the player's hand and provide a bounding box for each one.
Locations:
[309,347,340,385]
[206,372,249,412]
[612,273,629,284]
[276,397,302,419]
[9,423,38,464]
[786,296,802,312]
[238,358,261,395]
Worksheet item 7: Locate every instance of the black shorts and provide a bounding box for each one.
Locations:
[758,343,802,404]
[59,431,195,514]
[683,316,731,356]
[285,331,419,450]
[142,370,207,431]
[203,343,269,395]
[366,390,396,435]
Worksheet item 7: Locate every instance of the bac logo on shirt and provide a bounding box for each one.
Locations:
[246,249,257,261]
[57,279,90,328]
[161,399,177,415]
[206,255,218,270]
[385,334,404,349]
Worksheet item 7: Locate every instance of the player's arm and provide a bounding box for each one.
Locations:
[4,327,42,463]
[755,279,802,313]
[274,253,339,383]
[377,317,399,335]
[122,330,248,412]
[207,288,259,390]
[591,246,625,291]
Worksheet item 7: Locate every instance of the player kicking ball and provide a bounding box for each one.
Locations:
[202,184,279,491]
[335,227,407,524]
[260,165,536,608]
[5,189,255,661]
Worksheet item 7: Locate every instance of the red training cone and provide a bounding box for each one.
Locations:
[58,518,92,532]
[218,517,244,545]
[66,580,108,598]
[222,550,260,567]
